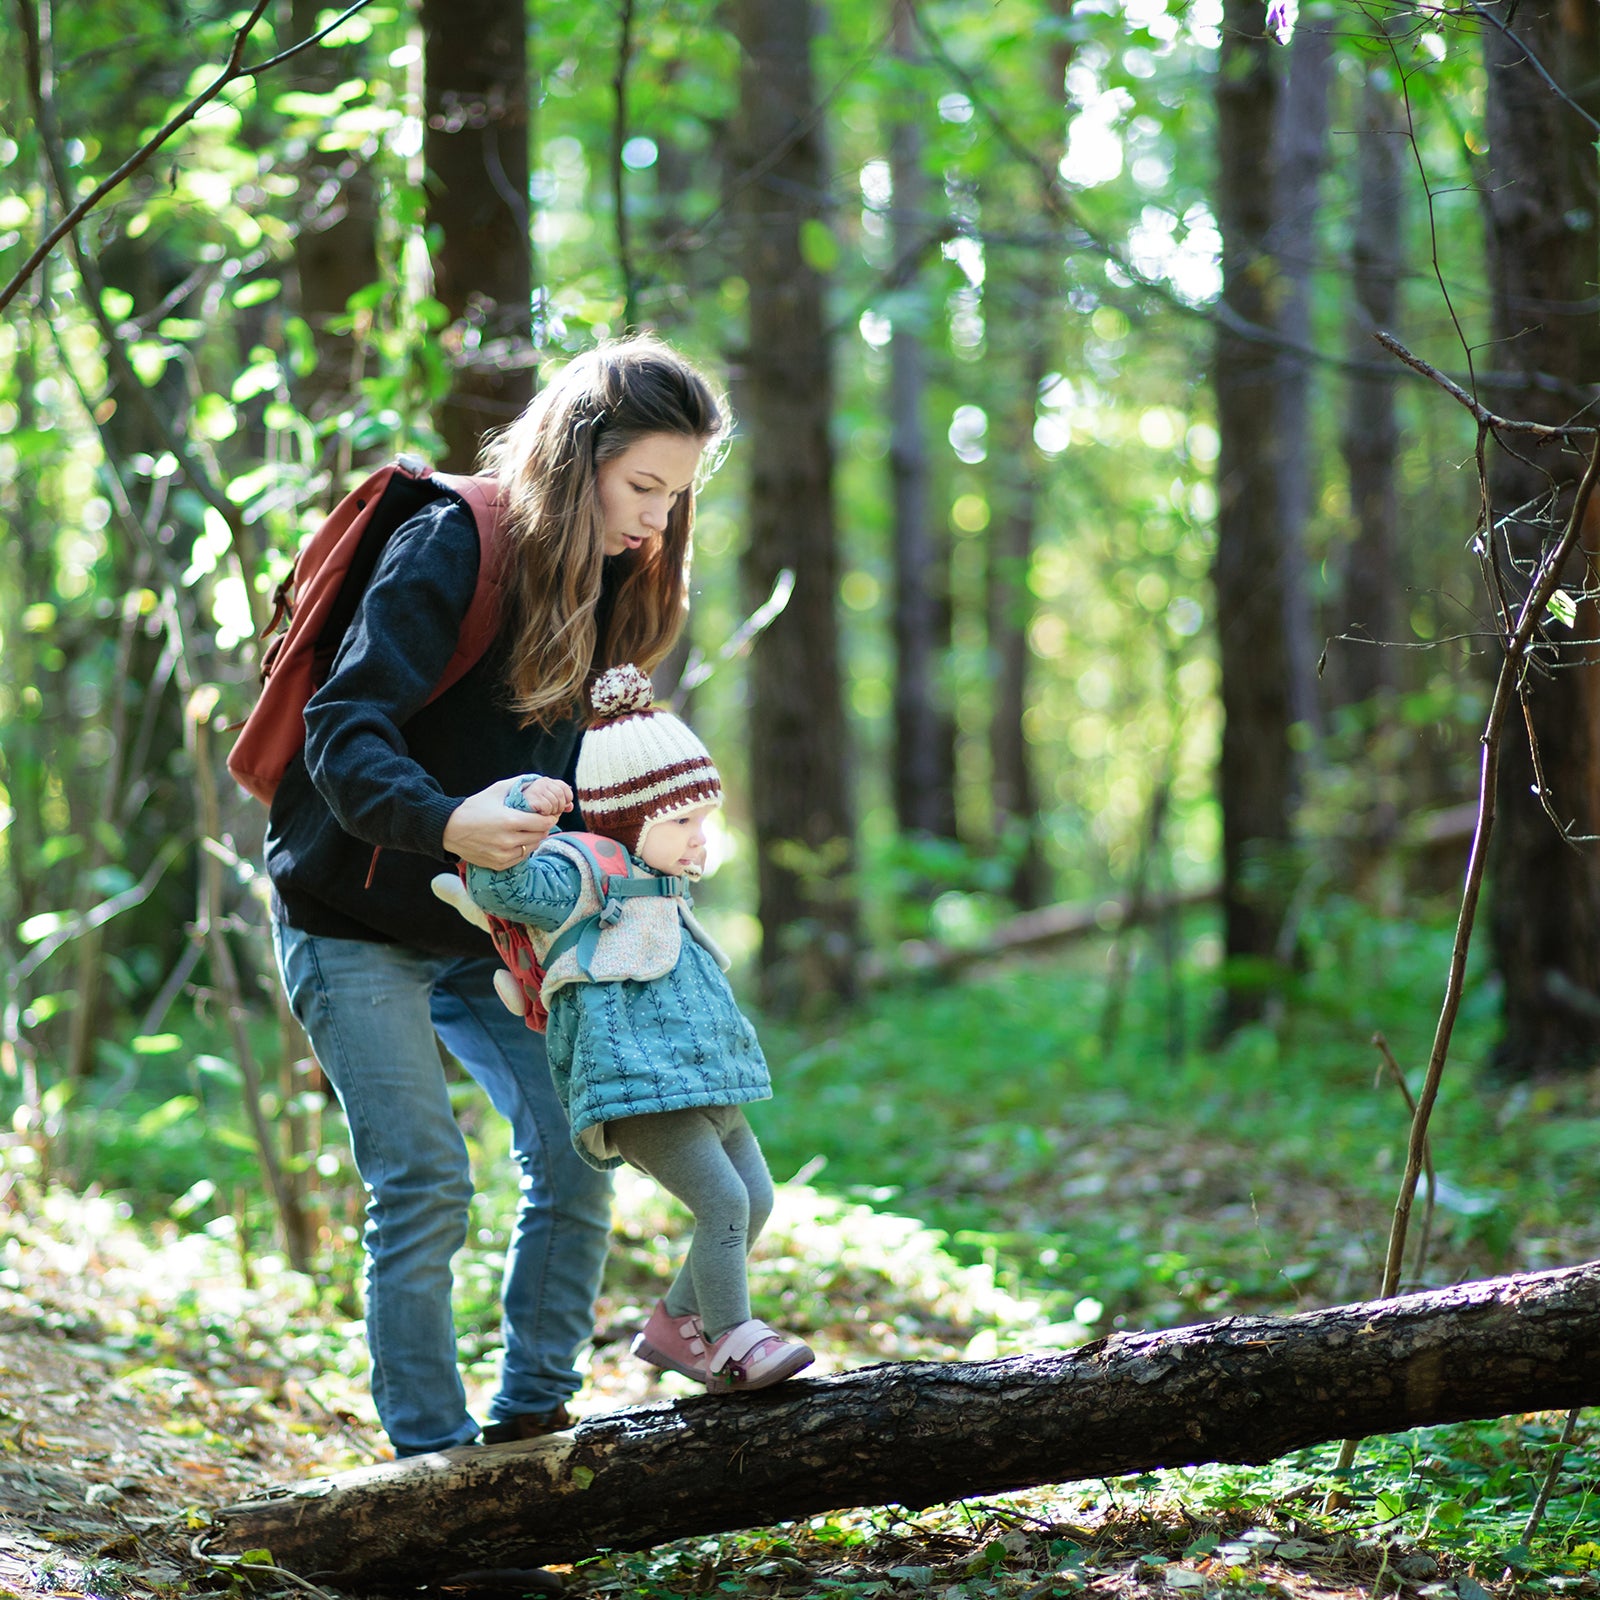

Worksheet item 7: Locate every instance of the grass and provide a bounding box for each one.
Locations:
[744,895,1600,1335]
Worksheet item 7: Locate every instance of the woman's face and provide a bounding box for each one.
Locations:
[596,432,705,558]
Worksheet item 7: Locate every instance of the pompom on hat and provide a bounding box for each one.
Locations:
[577,665,722,861]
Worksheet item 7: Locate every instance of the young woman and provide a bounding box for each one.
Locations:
[266,337,728,1457]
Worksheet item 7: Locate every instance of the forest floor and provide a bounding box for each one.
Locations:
[0,1177,1553,1600]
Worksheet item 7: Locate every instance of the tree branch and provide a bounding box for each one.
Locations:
[1376,330,1599,439]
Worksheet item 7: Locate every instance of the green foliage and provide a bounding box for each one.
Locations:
[748,895,1590,1337]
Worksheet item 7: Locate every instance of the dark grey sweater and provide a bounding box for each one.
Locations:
[265,495,601,956]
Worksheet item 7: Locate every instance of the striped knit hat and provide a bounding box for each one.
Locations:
[577,665,722,859]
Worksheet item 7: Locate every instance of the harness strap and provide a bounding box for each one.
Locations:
[545,871,689,974]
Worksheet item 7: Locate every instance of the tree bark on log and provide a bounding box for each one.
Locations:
[206,1261,1600,1586]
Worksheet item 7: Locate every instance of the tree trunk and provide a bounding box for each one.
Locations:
[206,1260,1600,1586]
[1270,17,1332,741]
[288,0,380,479]
[1335,52,1404,711]
[729,0,857,1009]
[888,0,957,843]
[1481,0,1600,1076]
[1212,0,1295,1030]
[420,0,534,471]
[982,1,1073,908]
[986,336,1048,906]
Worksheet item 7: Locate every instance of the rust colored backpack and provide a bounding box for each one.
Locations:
[227,458,505,805]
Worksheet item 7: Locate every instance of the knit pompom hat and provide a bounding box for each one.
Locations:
[577,665,722,859]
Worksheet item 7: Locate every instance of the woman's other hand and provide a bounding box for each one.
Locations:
[443,778,565,870]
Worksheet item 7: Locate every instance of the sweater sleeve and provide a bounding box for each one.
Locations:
[301,498,481,857]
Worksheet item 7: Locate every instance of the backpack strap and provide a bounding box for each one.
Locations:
[431,470,506,699]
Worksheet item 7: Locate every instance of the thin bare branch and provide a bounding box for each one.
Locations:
[0,0,379,314]
[240,0,381,76]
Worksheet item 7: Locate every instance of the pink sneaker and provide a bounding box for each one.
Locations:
[631,1301,709,1380]
[703,1319,814,1392]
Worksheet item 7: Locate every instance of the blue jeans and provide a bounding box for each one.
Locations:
[272,922,613,1456]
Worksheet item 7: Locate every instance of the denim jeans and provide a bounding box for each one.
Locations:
[272,922,613,1456]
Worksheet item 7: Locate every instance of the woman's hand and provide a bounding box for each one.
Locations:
[443,778,567,870]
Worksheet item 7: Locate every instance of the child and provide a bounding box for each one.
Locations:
[437,664,814,1394]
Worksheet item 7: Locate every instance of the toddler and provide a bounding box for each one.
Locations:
[437,664,813,1393]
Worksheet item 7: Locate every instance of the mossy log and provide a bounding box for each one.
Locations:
[205,1260,1600,1586]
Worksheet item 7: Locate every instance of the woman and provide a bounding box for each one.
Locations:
[267,336,728,1458]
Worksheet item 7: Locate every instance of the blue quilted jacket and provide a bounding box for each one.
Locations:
[467,847,771,1170]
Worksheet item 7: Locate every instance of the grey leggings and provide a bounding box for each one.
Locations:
[607,1105,775,1340]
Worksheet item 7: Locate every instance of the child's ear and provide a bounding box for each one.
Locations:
[431,873,491,932]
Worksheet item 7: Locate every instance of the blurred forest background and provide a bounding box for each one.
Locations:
[5,0,1600,1392]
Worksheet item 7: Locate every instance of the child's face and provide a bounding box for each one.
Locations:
[637,803,717,876]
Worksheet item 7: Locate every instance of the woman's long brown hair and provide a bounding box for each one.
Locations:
[480,337,728,728]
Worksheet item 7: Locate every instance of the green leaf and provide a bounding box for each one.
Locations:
[231,360,282,403]
[18,911,68,945]
[273,90,350,118]
[128,340,170,386]
[1547,588,1577,628]
[193,392,238,442]
[799,218,841,274]
[570,1465,595,1489]
[131,1034,182,1056]
[232,278,281,308]
[283,315,317,376]
[135,1096,200,1138]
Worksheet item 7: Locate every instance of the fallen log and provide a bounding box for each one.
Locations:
[864,885,1217,983]
[205,1260,1600,1586]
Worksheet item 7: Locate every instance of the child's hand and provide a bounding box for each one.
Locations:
[509,774,574,817]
